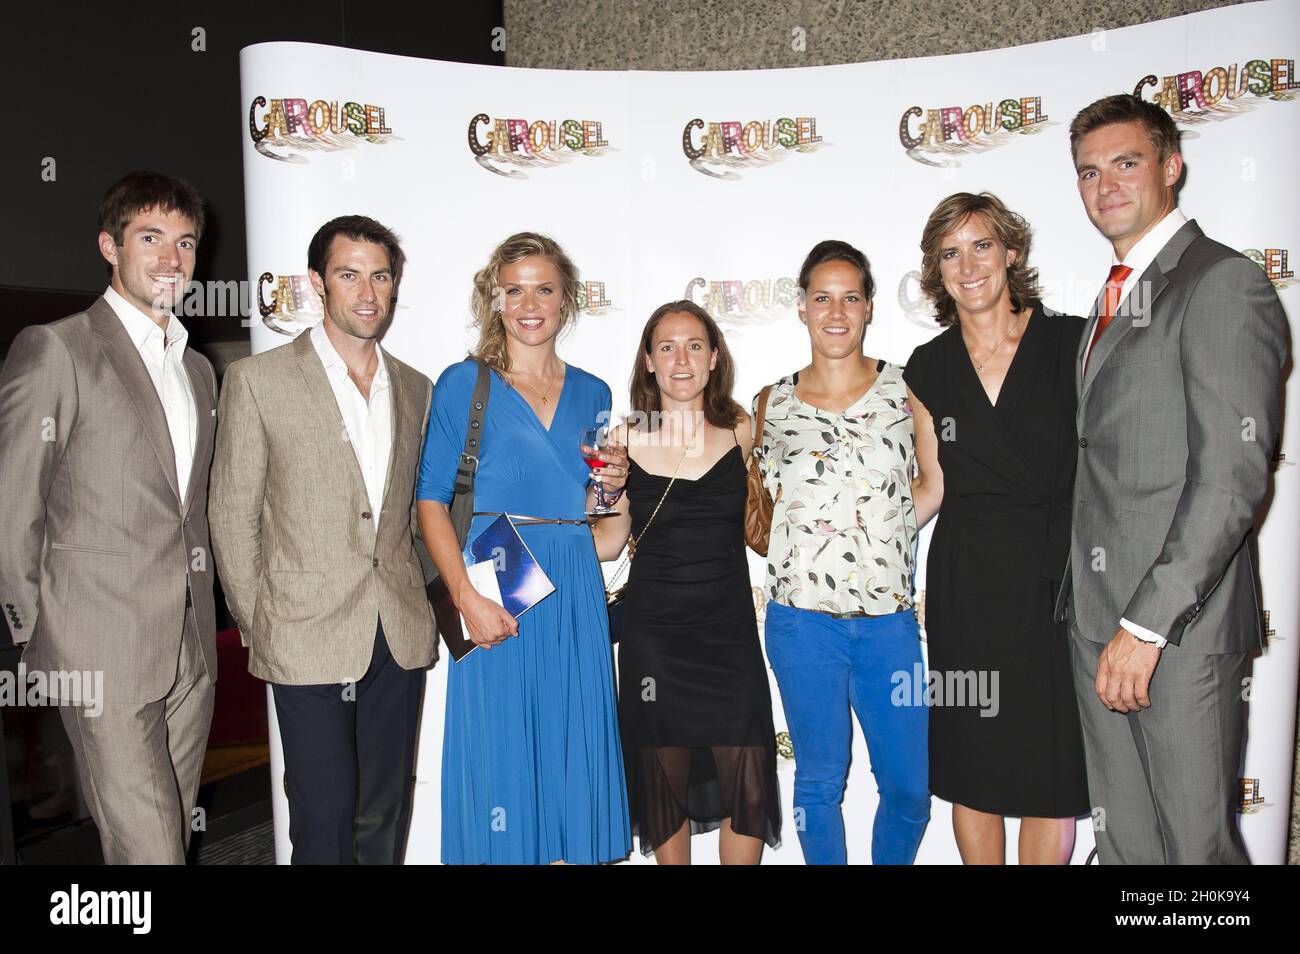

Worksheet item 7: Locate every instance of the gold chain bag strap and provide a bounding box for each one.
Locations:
[605,438,696,644]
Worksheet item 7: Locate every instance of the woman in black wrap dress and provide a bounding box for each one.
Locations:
[904,193,1089,864]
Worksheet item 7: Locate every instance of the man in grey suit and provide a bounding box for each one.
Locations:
[1056,94,1287,864]
[0,171,219,863]
[209,215,437,864]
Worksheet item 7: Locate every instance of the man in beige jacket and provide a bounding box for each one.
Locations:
[209,215,437,864]
[0,171,218,863]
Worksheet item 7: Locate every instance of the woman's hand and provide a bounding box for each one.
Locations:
[456,582,518,649]
[583,439,629,495]
[419,500,517,649]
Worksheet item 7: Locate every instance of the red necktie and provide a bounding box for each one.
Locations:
[1085,264,1133,373]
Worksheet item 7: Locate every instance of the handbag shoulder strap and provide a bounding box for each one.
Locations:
[752,384,774,458]
[449,360,491,547]
[605,435,695,592]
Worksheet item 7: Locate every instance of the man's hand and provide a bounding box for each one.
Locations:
[1095,627,1162,712]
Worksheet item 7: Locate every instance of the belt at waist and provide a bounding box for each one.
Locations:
[473,511,588,527]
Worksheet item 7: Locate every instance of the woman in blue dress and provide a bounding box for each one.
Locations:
[416,232,632,864]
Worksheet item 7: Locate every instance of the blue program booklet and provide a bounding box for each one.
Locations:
[466,514,556,620]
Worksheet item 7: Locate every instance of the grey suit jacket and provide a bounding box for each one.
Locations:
[208,329,437,684]
[0,297,219,703]
[1055,220,1288,653]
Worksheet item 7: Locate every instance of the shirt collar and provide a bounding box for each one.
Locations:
[309,319,388,385]
[1112,208,1188,276]
[104,285,188,351]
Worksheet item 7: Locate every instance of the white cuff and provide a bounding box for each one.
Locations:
[1121,618,1167,649]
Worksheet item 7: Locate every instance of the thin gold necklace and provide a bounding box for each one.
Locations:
[966,314,1022,374]
[510,365,560,406]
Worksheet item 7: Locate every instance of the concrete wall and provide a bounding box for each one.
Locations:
[502,0,1244,70]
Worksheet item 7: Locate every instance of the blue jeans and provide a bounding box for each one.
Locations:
[765,600,930,864]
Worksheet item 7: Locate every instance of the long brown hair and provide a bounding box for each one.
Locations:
[629,300,744,430]
[469,232,580,373]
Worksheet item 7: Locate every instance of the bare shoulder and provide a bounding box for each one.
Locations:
[733,411,755,457]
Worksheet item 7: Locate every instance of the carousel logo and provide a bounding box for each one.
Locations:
[1134,58,1298,127]
[467,114,612,178]
[898,96,1052,167]
[681,117,828,179]
[685,276,799,326]
[258,272,323,337]
[896,270,942,330]
[1242,247,1296,291]
[1261,609,1280,645]
[248,96,397,163]
[576,281,614,315]
[775,731,794,761]
[1238,778,1271,814]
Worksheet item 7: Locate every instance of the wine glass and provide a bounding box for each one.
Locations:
[580,424,618,519]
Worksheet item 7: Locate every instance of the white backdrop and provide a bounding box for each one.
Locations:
[239,0,1299,864]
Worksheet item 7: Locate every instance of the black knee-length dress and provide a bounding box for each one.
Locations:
[903,304,1090,818]
[617,440,782,855]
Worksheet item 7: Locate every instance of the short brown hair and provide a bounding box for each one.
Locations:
[469,232,580,374]
[919,192,1040,328]
[629,300,744,430]
[308,215,406,290]
[98,171,206,245]
[1069,93,1181,165]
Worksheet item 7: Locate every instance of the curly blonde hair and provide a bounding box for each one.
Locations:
[919,192,1040,328]
[470,232,580,373]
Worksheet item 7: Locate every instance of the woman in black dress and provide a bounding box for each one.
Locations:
[904,192,1089,864]
[592,300,780,864]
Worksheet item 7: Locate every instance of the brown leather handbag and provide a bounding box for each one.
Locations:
[744,385,775,556]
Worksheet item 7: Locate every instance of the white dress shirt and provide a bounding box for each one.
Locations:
[309,320,392,515]
[1085,209,1188,649]
[105,285,198,506]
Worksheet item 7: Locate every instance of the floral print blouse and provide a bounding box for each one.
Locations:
[753,363,918,615]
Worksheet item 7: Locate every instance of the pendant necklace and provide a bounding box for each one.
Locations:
[511,367,557,405]
[968,315,1021,374]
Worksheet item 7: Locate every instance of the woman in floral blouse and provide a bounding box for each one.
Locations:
[752,239,930,864]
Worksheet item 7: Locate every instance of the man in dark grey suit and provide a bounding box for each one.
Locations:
[0,172,218,863]
[1056,95,1287,863]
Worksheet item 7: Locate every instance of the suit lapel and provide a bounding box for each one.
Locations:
[1078,220,1201,413]
[378,348,405,526]
[182,350,216,515]
[292,329,372,504]
[88,297,181,504]
[1078,259,1165,403]
[1074,289,1102,400]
